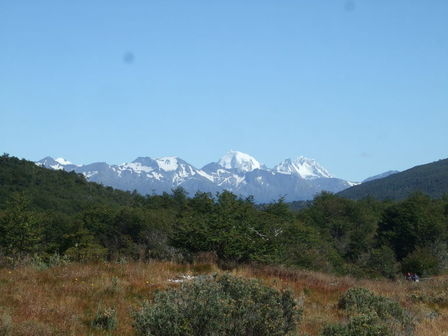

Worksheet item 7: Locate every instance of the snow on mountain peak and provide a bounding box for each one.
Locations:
[218,150,261,172]
[55,157,73,165]
[36,157,79,170]
[122,162,154,174]
[35,152,354,202]
[156,157,179,172]
[274,156,333,179]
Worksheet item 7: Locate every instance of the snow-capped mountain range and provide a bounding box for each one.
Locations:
[37,150,357,202]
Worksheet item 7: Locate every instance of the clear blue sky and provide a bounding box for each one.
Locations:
[1,0,447,181]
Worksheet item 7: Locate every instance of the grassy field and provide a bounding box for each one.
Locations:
[1,261,448,335]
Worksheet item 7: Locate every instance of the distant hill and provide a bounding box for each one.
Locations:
[362,170,399,183]
[338,158,448,200]
[0,154,136,213]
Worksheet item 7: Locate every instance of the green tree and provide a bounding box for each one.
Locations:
[365,245,398,278]
[64,227,107,261]
[379,193,446,261]
[0,193,42,255]
[279,220,343,272]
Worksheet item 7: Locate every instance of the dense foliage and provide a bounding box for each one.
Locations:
[2,154,448,278]
[338,158,448,200]
[133,273,300,336]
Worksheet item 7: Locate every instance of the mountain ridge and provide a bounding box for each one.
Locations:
[338,158,448,200]
[37,151,355,202]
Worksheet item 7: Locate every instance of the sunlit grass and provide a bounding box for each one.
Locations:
[0,261,447,335]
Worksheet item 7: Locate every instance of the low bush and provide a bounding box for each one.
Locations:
[30,253,70,271]
[133,273,301,336]
[339,288,409,323]
[321,313,391,336]
[321,287,414,336]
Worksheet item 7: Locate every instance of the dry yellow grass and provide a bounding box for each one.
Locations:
[1,262,448,335]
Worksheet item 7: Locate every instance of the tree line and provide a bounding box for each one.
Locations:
[1,154,448,278]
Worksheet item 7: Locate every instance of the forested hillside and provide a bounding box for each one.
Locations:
[338,158,448,200]
[0,154,137,213]
[1,154,448,278]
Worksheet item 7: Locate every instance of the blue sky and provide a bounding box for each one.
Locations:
[1,0,447,181]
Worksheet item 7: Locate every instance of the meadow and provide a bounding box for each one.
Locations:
[1,261,448,335]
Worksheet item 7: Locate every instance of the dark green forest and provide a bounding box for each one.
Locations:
[1,154,448,278]
[338,158,448,200]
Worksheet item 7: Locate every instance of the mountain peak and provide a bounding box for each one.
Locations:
[274,156,332,179]
[218,150,261,172]
[156,156,180,171]
[37,156,78,170]
[35,152,353,202]
[132,156,155,165]
[130,156,183,172]
[55,157,73,165]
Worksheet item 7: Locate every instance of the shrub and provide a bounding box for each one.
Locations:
[47,252,70,267]
[91,307,117,331]
[321,313,391,336]
[339,288,408,322]
[65,243,108,262]
[133,273,301,336]
[321,288,413,336]
[28,252,71,271]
